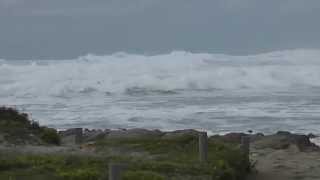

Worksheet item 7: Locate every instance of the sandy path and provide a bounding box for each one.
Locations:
[247,145,320,180]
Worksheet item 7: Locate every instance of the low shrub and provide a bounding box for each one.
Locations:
[40,127,61,145]
[0,106,61,145]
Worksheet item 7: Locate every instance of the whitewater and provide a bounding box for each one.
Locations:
[1,49,320,134]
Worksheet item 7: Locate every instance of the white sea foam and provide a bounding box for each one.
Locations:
[1,49,320,133]
[310,137,320,147]
[1,49,320,98]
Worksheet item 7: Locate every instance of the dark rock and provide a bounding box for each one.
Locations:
[161,129,199,139]
[308,133,317,139]
[254,135,291,150]
[250,133,265,141]
[292,134,315,151]
[59,128,83,136]
[253,132,319,152]
[107,129,164,139]
[83,129,108,142]
[59,128,83,145]
[221,133,247,143]
[256,133,264,137]
[83,129,104,136]
[276,131,292,136]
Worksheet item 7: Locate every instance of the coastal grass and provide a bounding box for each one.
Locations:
[0,106,61,145]
[0,153,107,180]
[95,135,248,180]
[0,135,248,180]
[0,107,249,179]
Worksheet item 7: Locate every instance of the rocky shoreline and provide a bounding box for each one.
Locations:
[2,125,320,152]
[59,128,320,151]
[2,107,320,179]
[2,126,320,180]
[59,128,320,180]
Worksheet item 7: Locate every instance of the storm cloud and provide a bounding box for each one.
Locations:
[0,0,320,59]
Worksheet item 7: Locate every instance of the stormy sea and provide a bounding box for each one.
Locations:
[1,49,320,134]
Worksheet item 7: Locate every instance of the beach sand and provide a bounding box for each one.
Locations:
[248,138,320,180]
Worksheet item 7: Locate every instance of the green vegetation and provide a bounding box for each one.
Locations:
[95,135,249,180]
[0,153,105,180]
[0,107,249,179]
[123,171,165,180]
[40,127,61,145]
[0,106,61,145]
[0,135,249,180]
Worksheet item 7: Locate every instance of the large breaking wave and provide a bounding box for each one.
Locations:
[1,49,320,98]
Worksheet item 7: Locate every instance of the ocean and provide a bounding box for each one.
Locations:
[1,49,320,134]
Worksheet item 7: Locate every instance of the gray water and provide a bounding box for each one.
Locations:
[1,50,320,134]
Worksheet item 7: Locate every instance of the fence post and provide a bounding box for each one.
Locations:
[241,136,250,169]
[199,132,208,162]
[74,128,83,144]
[109,163,127,180]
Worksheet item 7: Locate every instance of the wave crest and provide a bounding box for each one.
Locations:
[1,49,320,98]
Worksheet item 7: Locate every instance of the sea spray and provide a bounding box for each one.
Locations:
[1,49,320,134]
[1,49,320,97]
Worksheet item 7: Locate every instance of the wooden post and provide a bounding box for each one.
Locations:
[74,128,83,144]
[241,136,250,169]
[199,132,208,162]
[241,136,250,156]
[109,163,127,180]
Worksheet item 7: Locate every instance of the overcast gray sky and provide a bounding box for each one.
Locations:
[1,0,320,59]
